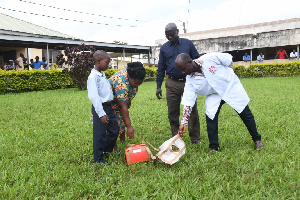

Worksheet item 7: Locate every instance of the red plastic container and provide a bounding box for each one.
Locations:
[125,144,152,165]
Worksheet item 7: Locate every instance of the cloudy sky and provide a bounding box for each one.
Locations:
[1,0,300,46]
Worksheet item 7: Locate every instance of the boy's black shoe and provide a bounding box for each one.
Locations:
[95,160,105,166]
[103,152,110,158]
[255,140,264,150]
[99,161,106,165]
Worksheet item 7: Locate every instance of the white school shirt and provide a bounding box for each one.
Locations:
[181,52,250,120]
[87,68,113,118]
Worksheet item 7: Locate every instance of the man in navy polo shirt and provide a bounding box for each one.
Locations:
[156,23,201,144]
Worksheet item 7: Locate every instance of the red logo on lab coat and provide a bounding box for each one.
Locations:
[209,66,216,74]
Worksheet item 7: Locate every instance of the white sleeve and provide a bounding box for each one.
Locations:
[87,75,106,118]
[218,53,233,68]
[181,78,197,107]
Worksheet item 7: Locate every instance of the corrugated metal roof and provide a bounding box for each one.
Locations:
[0,12,77,39]
[0,13,151,56]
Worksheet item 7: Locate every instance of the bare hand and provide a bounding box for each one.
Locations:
[100,115,109,124]
[126,126,135,140]
[178,124,187,137]
[156,88,162,100]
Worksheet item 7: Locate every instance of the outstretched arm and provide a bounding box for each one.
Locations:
[178,105,192,136]
[117,100,134,140]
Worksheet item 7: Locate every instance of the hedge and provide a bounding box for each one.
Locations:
[0,70,73,94]
[233,61,300,78]
[1,62,299,94]
[0,67,157,94]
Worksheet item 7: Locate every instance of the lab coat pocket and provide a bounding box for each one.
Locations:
[195,77,216,96]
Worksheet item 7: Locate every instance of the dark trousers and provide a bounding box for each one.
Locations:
[206,100,261,149]
[92,104,119,163]
[165,77,200,142]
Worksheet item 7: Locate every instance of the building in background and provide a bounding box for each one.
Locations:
[154,18,300,67]
[0,13,152,69]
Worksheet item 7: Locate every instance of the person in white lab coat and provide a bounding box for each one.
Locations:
[175,52,264,153]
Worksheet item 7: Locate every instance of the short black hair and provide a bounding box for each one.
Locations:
[127,62,146,80]
[177,53,191,63]
[93,50,109,62]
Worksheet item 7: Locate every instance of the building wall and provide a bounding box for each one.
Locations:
[15,48,25,59]
[30,48,42,60]
[153,18,300,63]
[113,57,157,69]
[193,28,300,54]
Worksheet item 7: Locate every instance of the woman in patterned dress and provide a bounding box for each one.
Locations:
[108,62,146,150]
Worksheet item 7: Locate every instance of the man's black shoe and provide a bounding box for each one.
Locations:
[192,140,202,145]
[207,148,219,154]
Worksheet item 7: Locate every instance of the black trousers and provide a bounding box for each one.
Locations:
[206,100,261,149]
[92,104,119,163]
[165,77,200,142]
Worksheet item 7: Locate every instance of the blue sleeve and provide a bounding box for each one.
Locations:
[156,47,166,89]
[189,40,200,59]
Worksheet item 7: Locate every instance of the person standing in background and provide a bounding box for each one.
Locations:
[15,53,25,70]
[289,49,298,59]
[257,53,264,63]
[275,47,288,59]
[42,57,49,70]
[156,22,201,144]
[243,53,250,62]
[31,56,43,70]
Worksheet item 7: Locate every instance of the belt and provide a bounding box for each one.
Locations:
[168,76,186,82]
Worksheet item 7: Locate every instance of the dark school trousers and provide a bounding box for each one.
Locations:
[92,104,119,163]
[206,100,262,149]
[165,77,200,142]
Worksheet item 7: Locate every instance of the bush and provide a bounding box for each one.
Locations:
[0,69,73,94]
[104,68,119,79]
[233,61,300,78]
[64,44,96,90]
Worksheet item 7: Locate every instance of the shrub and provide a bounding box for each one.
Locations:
[0,69,73,94]
[233,65,247,77]
[104,68,119,79]
[64,44,96,90]
[233,61,300,78]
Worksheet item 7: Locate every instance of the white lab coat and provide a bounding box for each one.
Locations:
[181,52,250,120]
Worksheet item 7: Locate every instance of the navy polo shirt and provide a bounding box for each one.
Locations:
[156,38,200,89]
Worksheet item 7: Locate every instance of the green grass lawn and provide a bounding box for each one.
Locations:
[0,77,299,199]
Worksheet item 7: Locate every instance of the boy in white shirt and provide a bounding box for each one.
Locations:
[87,50,119,165]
